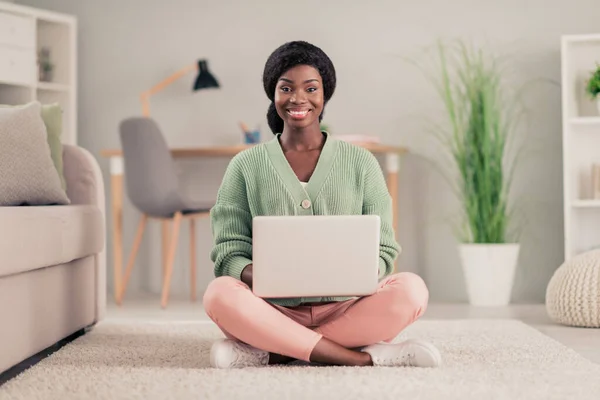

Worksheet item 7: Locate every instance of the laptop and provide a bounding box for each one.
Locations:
[252,215,380,298]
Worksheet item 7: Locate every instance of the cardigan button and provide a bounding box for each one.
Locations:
[301,199,312,209]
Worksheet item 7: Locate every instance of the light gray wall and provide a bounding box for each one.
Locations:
[17,0,597,303]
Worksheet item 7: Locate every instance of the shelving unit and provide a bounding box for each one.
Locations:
[561,34,600,260]
[0,2,77,144]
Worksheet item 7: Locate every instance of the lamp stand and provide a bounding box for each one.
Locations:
[140,63,197,117]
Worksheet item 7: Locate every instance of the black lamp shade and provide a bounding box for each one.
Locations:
[193,59,219,91]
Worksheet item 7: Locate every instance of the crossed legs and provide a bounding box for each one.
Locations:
[203,272,429,365]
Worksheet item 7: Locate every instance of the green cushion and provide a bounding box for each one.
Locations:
[40,103,66,190]
[0,102,66,190]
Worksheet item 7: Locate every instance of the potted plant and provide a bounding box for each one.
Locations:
[38,47,54,82]
[413,39,523,306]
[585,63,600,114]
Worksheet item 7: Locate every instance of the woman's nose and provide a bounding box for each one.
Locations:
[290,91,307,103]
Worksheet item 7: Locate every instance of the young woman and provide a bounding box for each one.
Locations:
[203,41,441,369]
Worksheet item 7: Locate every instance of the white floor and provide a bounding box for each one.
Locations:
[106,295,600,364]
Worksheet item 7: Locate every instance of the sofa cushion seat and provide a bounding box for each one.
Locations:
[0,204,104,278]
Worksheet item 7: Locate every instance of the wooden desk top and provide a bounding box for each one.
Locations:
[100,142,408,158]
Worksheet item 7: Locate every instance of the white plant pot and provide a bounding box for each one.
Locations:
[597,98,600,115]
[458,243,520,306]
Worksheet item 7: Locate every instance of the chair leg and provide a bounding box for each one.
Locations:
[162,220,170,280]
[118,214,148,305]
[190,218,196,302]
[161,212,182,308]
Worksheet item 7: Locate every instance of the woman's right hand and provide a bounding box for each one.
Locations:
[241,263,253,288]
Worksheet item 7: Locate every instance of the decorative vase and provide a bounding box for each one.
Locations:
[39,68,53,82]
[458,243,520,306]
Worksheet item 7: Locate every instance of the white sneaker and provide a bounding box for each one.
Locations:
[210,339,269,369]
[362,339,442,367]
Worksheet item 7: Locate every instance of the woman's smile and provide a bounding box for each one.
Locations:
[286,108,311,119]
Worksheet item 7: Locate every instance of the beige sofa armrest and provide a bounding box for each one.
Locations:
[62,144,107,322]
[63,144,100,206]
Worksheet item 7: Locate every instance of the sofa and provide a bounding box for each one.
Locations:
[0,142,106,375]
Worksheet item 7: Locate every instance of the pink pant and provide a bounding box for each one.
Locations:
[203,272,429,362]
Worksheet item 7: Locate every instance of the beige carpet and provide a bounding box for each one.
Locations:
[1,319,599,400]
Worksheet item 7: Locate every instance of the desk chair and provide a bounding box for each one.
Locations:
[117,117,213,308]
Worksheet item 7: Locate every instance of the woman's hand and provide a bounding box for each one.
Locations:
[241,264,253,288]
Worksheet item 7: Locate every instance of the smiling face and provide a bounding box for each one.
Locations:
[274,64,324,131]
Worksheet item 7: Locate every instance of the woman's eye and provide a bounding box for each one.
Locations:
[307,87,317,93]
[280,87,290,92]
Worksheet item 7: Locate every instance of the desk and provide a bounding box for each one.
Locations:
[100,142,408,302]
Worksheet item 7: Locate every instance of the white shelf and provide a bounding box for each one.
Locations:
[0,80,33,89]
[572,200,600,208]
[570,117,600,125]
[0,3,76,145]
[36,81,70,92]
[563,34,600,44]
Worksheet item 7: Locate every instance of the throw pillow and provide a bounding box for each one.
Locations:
[0,102,70,206]
[0,102,67,190]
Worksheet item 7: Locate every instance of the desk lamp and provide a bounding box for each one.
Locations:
[140,59,219,116]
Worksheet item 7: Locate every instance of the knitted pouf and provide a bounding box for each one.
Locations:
[546,249,600,328]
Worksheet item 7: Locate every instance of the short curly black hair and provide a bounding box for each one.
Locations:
[262,41,336,134]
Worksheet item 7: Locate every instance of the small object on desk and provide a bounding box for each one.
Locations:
[239,121,261,144]
[239,121,250,133]
[244,130,261,144]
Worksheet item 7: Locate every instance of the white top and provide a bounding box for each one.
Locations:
[300,181,308,187]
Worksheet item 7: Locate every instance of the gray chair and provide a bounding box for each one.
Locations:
[117,117,213,308]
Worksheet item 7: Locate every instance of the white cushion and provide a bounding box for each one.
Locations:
[0,101,69,206]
